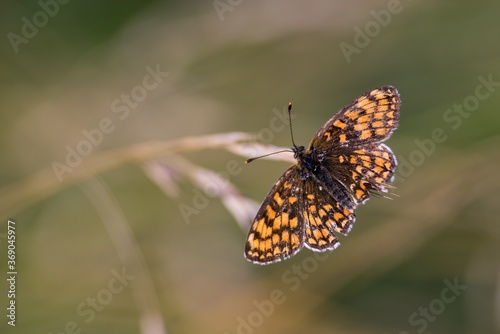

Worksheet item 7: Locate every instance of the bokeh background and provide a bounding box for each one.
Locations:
[1,1,499,333]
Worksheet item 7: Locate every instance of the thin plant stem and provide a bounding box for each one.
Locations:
[0,132,254,218]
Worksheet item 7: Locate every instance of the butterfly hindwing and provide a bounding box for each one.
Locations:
[323,142,398,204]
[302,178,356,252]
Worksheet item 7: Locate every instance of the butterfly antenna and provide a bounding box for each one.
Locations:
[245,102,297,164]
[287,102,299,149]
[245,149,293,164]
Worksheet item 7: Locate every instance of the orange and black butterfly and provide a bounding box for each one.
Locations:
[245,86,401,265]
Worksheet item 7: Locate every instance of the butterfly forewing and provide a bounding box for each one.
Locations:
[311,85,400,149]
[244,166,305,264]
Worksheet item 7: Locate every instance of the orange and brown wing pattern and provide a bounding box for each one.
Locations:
[332,143,397,204]
[311,86,400,148]
[302,179,356,252]
[310,86,400,205]
[244,166,305,265]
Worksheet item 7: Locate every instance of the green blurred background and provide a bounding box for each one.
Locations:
[1,1,499,333]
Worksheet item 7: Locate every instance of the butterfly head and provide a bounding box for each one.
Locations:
[293,145,306,159]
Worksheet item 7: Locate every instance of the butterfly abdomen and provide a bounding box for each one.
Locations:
[297,150,356,209]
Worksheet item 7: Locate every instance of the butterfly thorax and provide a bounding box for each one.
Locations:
[293,145,323,174]
[294,144,355,209]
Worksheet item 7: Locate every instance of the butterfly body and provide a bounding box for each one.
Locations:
[245,86,401,265]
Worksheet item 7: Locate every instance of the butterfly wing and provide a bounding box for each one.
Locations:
[312,86,400,147]
[244,166,305,265]
[245,166,358,264]
[302,177,356,251]
[308,86,400,204]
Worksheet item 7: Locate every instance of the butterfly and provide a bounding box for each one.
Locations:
[244,86,401,265]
